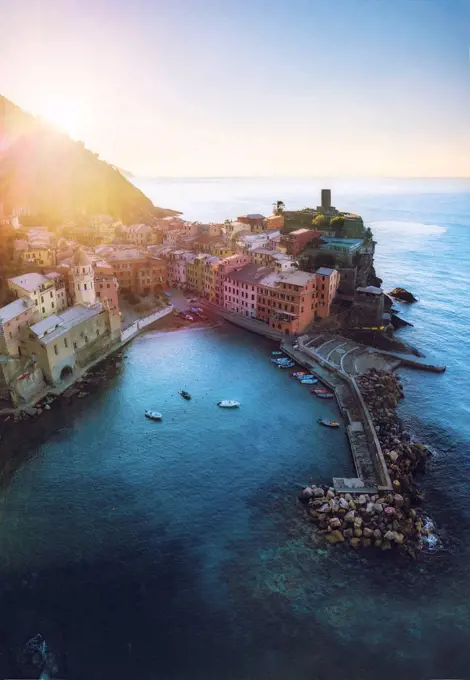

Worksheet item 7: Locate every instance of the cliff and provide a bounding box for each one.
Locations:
[0,95,179,224]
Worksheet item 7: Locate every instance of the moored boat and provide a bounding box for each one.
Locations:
[217,400,240,408]
[145,410,162,421]
[277,361,295,368]
[291,371,307,377]
[318,418,340,428]
[312,387,329,395]
[272,351,283,356]
[316,393,334,399]
[296,374,314,380]
[300,378,319,384]
[180,390,191,400]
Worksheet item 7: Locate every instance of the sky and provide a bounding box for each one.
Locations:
[1,0,470,178]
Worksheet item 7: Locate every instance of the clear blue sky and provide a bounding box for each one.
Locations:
[1,0,470,176]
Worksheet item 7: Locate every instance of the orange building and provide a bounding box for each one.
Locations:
[315,267,340,318]
[105,249,167,295]
[280,228,321,257]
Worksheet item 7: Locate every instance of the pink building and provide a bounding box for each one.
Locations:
[223,264,268,318]
[214,254,251,305]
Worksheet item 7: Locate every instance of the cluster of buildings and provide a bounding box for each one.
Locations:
[0,250,121,405]
[0,190,383,407]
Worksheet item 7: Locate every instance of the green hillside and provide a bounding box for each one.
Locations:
[0,95,178,224]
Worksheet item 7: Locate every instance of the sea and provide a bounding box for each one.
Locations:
[0,177,469,680]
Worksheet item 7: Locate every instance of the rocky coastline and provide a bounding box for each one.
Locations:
[300,368,436,557]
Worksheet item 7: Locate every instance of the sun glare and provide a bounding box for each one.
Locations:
[39,97,85,139]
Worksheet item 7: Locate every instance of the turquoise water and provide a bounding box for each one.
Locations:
[1,178,470,679]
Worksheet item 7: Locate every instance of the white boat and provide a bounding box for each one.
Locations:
[217,400,240,408]
[145,410,162,421]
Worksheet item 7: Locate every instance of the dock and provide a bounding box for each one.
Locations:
[281,337,393,494]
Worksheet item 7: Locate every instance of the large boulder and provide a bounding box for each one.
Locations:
[326,530,345,544]
[388,287,418,303]
[329,517,342,529]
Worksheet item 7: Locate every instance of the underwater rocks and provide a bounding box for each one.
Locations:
[300,368,435,556]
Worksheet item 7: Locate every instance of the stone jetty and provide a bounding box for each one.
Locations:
[300,368,433,556]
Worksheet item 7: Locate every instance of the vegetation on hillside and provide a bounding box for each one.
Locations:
[0,95,178,224]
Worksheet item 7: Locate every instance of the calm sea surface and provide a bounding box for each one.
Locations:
[1,177,470,679]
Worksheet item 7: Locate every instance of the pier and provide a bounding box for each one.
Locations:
[282,336,393,493]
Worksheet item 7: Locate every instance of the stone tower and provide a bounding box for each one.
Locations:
[72,248,96,307]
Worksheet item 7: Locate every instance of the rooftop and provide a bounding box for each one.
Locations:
[289,228,311,236]
[252,247,276,255]
[9,273,50,292]
[106,248,146,262]
[241,213,265,220]
[30,304,103,345]
[226,264,272,285]
[316,267,336,276]
[72,248,92,266]
[0,296,35,324]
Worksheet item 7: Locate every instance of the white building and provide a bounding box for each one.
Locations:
[71,249,96,307]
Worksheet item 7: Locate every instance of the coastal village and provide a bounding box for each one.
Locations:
[0,187,440,554]
[0,189,383,409]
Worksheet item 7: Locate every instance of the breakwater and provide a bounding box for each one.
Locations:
[299,369,434,555]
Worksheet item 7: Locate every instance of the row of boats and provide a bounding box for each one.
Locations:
[145,392,240,421]
[271,350,340,428]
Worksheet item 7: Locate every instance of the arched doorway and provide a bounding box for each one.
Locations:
[60,365,73,381]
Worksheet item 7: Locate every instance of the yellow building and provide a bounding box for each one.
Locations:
[203,257,220,301]
[8,272,68,319]
[22,246,57,267]
[209,243,233,257]
[20,303,121,384]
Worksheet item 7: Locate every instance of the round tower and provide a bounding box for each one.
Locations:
[72,248,96,306]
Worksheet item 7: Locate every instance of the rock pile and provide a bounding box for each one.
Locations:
[300,369,432,556]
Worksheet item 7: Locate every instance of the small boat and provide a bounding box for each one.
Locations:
[217,400,240,408]
[316,393,334,399]
[180,390,191,400]
[295,374,314,380]
[318,419,340,428]
[145,410,162,421]
[312,387,329,395]
[291,371,307,377]
[301,378,318,384]
[272,351,283,356]
[277,362,295,369]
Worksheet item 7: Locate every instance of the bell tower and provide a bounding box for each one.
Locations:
[72,248,96,306]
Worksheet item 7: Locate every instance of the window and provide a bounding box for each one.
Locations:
[41,296,44,303]
[50,291,53,298]
[42,307,45,314]
[84,283,87,290]
[73,341,77,349]
[51,302,54,309]
[54,344,58,355]
[9,332,12,339]
[251,294,255,301]
[84,335,88,343]
[97,329,100,336]
[64,338,68,348]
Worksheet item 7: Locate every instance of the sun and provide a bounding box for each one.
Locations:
[39,97,85,139]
